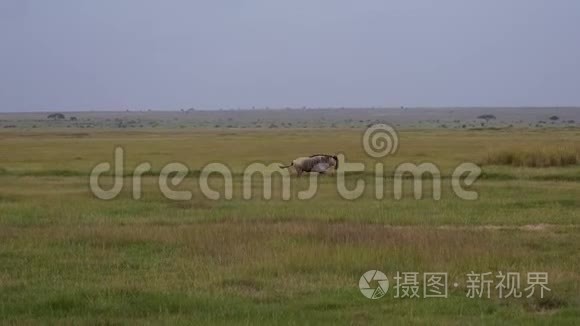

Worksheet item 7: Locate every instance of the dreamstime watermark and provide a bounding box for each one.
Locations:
[89,124,482,201]
[358,270,551,300]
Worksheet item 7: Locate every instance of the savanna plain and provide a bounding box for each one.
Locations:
[0,108,579,325]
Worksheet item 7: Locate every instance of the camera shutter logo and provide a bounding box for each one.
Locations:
[359,270,389,299]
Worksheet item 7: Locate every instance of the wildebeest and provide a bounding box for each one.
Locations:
[279,154,339,176]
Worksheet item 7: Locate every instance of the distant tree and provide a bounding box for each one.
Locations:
[477,114,496,121]
[549,115,559,121]
[69,116,77,121]
[47,113,65,120]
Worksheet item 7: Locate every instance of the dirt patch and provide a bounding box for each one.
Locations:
[525,296,568,313]
[434,224,577,232]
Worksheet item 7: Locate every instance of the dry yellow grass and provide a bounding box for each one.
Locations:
[483,145,580,167]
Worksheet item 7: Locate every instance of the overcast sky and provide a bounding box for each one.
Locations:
[1,0,579,112]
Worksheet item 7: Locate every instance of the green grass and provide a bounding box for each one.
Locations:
[0,128,579,324]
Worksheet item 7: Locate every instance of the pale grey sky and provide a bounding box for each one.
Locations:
[1,0,579,111]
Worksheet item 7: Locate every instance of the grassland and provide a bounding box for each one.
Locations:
[0,125,579,324]
[1,107,579,130]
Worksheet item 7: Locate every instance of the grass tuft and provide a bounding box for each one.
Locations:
[483,146,580,168]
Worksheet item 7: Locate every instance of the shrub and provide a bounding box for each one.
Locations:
[483,146,580,168]
[477,114,496,121]
[48,113,65,120]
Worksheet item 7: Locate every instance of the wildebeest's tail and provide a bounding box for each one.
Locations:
[333,155,339,170]
[279,162,293,169]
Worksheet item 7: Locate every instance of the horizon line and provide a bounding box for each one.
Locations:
[1,106,579,114]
